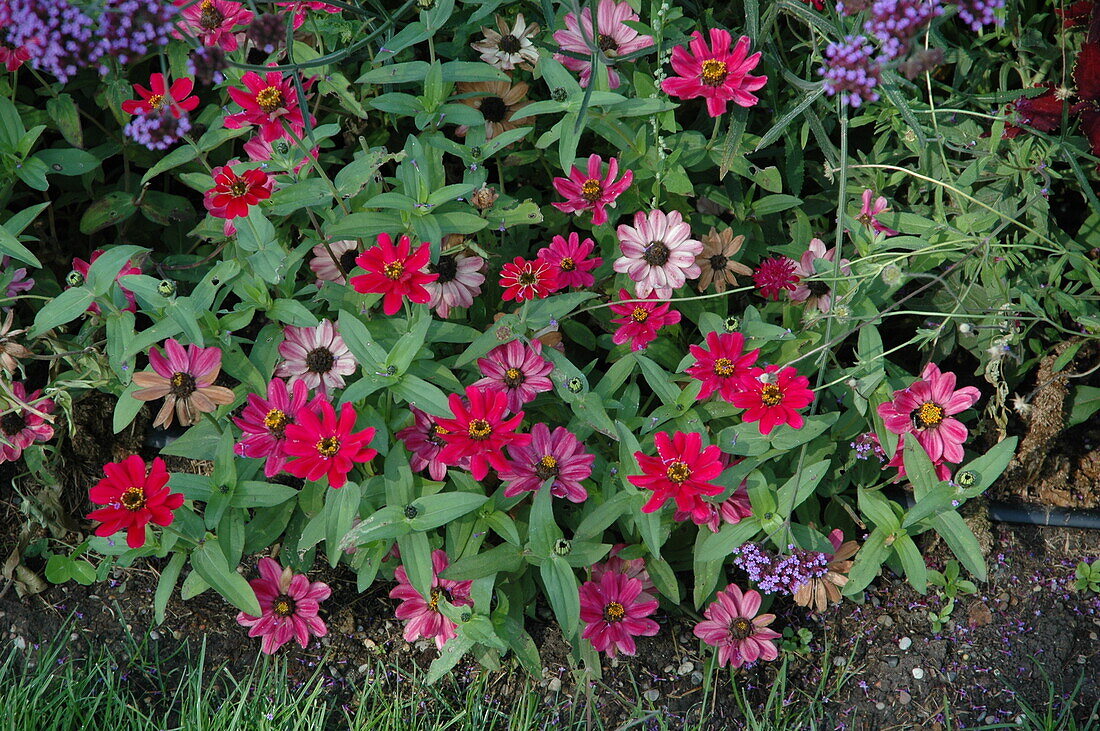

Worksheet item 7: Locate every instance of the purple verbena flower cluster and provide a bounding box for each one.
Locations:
[97,0,175,68]
[819,36,882,108]
[124,108,191,150]
[187,46,227,86]
[955,0,1004,31]
[733,543,830,595]
[851,431,886,461]
[863,0,944,60]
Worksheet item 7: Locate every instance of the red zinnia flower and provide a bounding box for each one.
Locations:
[225,70,313,143]
[283,400,378,488]
[609,289,681,352]
[499,257,558,302]
[349,233,438,316]
[203,161,273,234]
[752,256,799,301]
[233,377,319,478]
[628,431,725,522]
[87,456,184,549]
[661,29,768,117]
[551,153,633,226]
[121,73,199,118]
[731,365,815,435]
[536,232,602,289]
[435,386,531,481]
[389,549,474,650]
[70,249,142,314]
[0,42,30,72]
[686,331,761,402]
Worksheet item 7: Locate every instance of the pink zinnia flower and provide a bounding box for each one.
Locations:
[498,423,594,503]
[886,435,953,482]
[86,456,184,549]
[552,154,633,226]
[121,73,199,118]
[552,0,654,89]
[591,546,656,604]
[71,249,142,314]
[614,209,702,298]
[350,233,438,316]
[674,481,752,533]
[609,289,682,352]
[203,161,273,236]
[661,29,768,117]
[283,399,377,488]
[686,331,761,403]
[3,256,34,300]
[225,70,312,143]
[176,0,254,52]
[537,232,602,289]
[473,339,554,414]
[425,252,485,318]
[232,378,317,478]
[731,365,815,435]
[435,386,531,481]
[579,571,659,658]
[877,362,981,465]
[789,238,851,313]
[752,256,799,301]
[389,549,473,650]
[693,583,780,668]
[0,41,30,72]
[858,188,899,236]
[275,320,357,395]
[628,431,725,522]
[0,382,54,462]
[276,0,341,29]
[396,406,466,481]
[131,339,236,429]
[236,557,331,654]
[499,257,558,302]
[308,240,359,287]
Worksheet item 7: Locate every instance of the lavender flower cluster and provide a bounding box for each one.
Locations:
[864,0,944,60]
[955,0,1005,32]
[819,35,882,108]
[1,0,174,82]
[733,543,830,595]
[124,108,191,150]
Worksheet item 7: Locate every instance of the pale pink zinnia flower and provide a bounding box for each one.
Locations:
[472,339,554,414]
[858,188,899,236]
[552,154,633,227]
[232,378,318,477]
[693,583,780,668]
[131,339,236,428]
[236,557,331,654]
[389,549,473,650]
[308,240,360,287]
[877,362,980,465]
[536,232,602,289]
[0,382,55,463]
[661,29,767,117]
[275,320,357,395]
[425,253,485,319]
[789,238,851,313]
[614,209,702,299]
[498,423,594,503]
[579,571,659,658]
[553,0,654,89]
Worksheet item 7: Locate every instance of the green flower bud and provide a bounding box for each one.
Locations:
[66,271,85,288]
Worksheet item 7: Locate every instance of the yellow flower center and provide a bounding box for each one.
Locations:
[229,179,250,197]
[120,486,146,512]
[729,616,753,640]
[559,257,576,272]
[701,59,729,87]
[256,86,284,114]
[503,367,525,388]
[602,601,626,622]
[147,94,164,109]
[631,307,649,323]
[467,419,492,440]
[713,358,735,377]
[580,179,603,202]
[760,383,783,406]
[383,261,405,280]
[272,595,295,617]
[264,408,289,434]
[666,461,691,484]
[912,402,945,429]
[315,436,340,457]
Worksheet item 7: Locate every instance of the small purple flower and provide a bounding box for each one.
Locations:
[96,0,175,68]
[955,0,1003,31]
[124,108,191,150]
[864,0,944,60]
[819,36,882,108]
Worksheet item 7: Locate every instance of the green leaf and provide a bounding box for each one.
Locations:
[634,354,681,406]
[338,505,408,550]
[955,437,1017,497]
[154,552,186,625]
[141,145,199,185]
[29,287,93,337]
[159,418,221,460]
[191,540,261,616]
[858,487,901,531]
[751,194,803,216]
[409,492,488,531]
[647,557,680,604]
[775,459,830,516]
[931,511,987,581]
[265,179,332,215]
[396,530,434,599]
[35,148,99,176]
[893,534,927,594]
[79,192,137,235]
[574,492,633,541]
[697,516,762,562]
[326,482,361,567]
[902,437,940,500]
[46,94,82,147]
[902,482,957,528]
[528,482,561,557]
[232,481,299,508]
[442,543,523,580]
[843,527,889,595]
[425,635,475,685]
[540,557,579,638]
[85,245,145,296]
[390,375,451,417]
[0,222,42,267]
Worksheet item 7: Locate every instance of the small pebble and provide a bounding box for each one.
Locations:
[12,637,25,650]
[912,668,924,680]
[833,657,847,667]
[886,656,899,668]
[643,689,660,702]
[676,661,694,675]
[899,637,912,650]
[877,615,894,627]
[149,630,160,640]
[875,702,886,711]
[548,677,562,692]
[899,690,912,705]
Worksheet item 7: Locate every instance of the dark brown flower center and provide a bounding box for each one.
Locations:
[666,461,691,484]
[857,212,875,227]
[559,257,576,272]
[603,601,626,622]
[199,0,224,29]
[264,408,290,436]
[643,242,670,267]
[532,454,559,480]
[305,347,335,373]
[760,383,783,406]
[467,418,492,440]
[631,306,649,323]
[709,254,728,271]
[229,179,250,197]
[256,86,284,114]
[518,271,538,286]
[498,34,522,53]
[272,594,296,617]
[597,33,618,55]
[580,179,602,202]
[912,401,945,429]
[480,96,508,123]
[729,616,754,640]
[383,261,405,280]
[503,367,525,388]
[120,486,146,512]
[339,249,359,273]
[701,59,729,87]
[315,436,340,457]
[808,280,830,297]
[432,254,458,283]
[0,411,26,435]
[170,371,197,398]
[427,423,447,446]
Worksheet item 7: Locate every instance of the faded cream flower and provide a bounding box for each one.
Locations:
[0,311,31,374]
[455,81,530,140]
[695,227,753,293]
[471,14,540,71]
[793,531,859,613]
